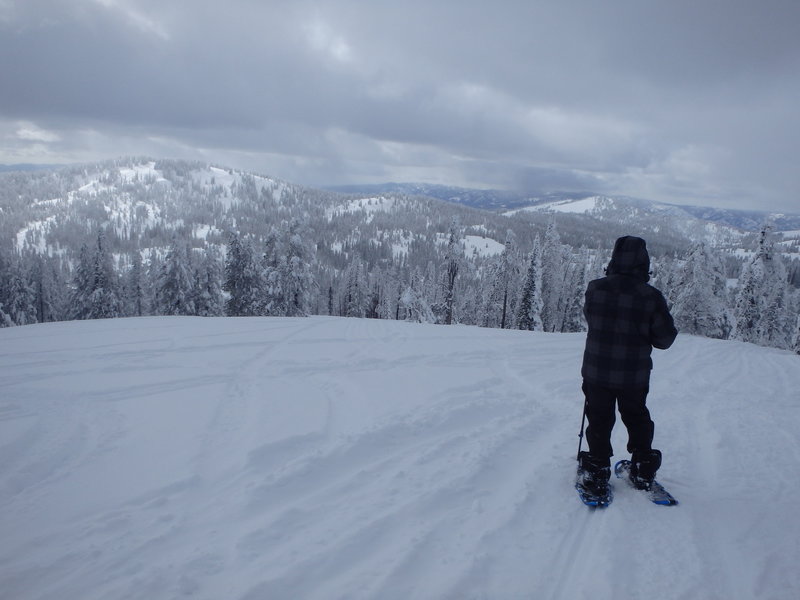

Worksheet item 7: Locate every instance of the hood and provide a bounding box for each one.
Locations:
[606,236,650,282]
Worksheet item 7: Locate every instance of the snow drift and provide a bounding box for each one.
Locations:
[1,316,798,599]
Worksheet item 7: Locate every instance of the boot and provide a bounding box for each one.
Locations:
[577,451,611,496]
[630,449,662,491]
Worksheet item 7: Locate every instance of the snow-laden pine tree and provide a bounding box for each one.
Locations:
[432,218,462,325]
[29,255,59,323]
[671,242,732,339]
[560,248,593,333]
[400,266,435,323]
[731,224,792,348]
[482,230,521,329]
[224,232,263,316]
[91,231,122,319]
[515,235,544,331]
[70,232,122,320]
[279,219,316,317]
[540,220,567,332]
[155,239,195,316]
[340,257,369,318]
[192,247,225,317]
[125,250,147,317]
[70,243,94,320]
[5,260,37,325]
[0,302,11,327]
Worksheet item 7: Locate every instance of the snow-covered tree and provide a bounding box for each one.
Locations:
[401,267,435,323]
[125,250,148,317]
[731,224,792,348]
[541,220,567,332]
[482,230,521,329]
[224,233,262,316]
[516,235,544,331]
[70,232,122,320]
[89,231,122,319]
[5,261,37,325]
[560,249,592,333]
[432,218,462,325]
[155,240,195,316]
[671,242,732,339]
[192,247,225,317]
[340,257,369,318]
[279,219,316,317]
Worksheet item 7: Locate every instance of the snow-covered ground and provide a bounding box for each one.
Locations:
[1,317,798,600]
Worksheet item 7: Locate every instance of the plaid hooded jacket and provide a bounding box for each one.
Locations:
[581,236,678,388]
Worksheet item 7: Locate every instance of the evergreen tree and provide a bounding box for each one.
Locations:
[126,250,147,317]
[224,233,262,316]
[262,226,286,316]
[541,219,566,332]
[732,224,792,348]
[155,239,195,315]
[6,260,37,325]
[482,230,520,329]
[672,242,731,339]
[193,247,225,317]
[516,235,544,331]
[341,257,368,318]
[560,249,591,333]
[70,243,94,320]
[432,218,462,325]
[400,266,435,323]
[88,231,122,319]
[281,219,316,317]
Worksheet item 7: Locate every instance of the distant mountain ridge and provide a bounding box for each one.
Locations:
[325,182,800,233]
[3,158,798,268]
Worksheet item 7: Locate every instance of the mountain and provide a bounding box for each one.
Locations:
[506,195,748,248]
[6,157,793,268]
[2,157,798,346]
[325,182,800,234]
[2,316,799,599]
[325,182,582,212]
[2,158,519,264]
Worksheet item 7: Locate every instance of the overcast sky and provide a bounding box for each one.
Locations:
[1,0,799,212]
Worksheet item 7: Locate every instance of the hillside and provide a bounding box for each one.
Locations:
[1,317,799,599]
[7,158,797,267]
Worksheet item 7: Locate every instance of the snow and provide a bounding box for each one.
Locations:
[505,196,604,216]
[1,316,799,600]
[119,161,166,184]
[464,234,505,257]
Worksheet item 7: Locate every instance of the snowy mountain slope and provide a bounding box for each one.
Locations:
[325,182,800,235]
[1,317,798,599]
[506,195,749,248]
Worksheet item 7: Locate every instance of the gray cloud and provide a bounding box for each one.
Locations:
[1,0,799,212]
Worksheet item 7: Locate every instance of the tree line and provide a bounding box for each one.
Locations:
[1,216,798,354]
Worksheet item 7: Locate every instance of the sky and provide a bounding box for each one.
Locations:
[1,0,799,213]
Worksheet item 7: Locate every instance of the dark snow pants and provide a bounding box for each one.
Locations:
[582,380,654,459]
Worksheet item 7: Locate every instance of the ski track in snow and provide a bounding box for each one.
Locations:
[0,316,799,600]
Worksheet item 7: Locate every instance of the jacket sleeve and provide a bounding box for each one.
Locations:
[650,292,678,350]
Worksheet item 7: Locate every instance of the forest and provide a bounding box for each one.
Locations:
[1,158,798,353]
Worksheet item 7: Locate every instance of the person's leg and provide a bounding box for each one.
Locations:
[581,381,617,459]
[617,387,661,488]
[616,386,653,454]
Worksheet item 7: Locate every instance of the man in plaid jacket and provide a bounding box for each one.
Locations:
[577,235,678,494]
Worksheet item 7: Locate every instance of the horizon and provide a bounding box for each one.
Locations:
[2,156,799,219]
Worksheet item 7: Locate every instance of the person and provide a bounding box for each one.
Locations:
[577,235,678,496]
